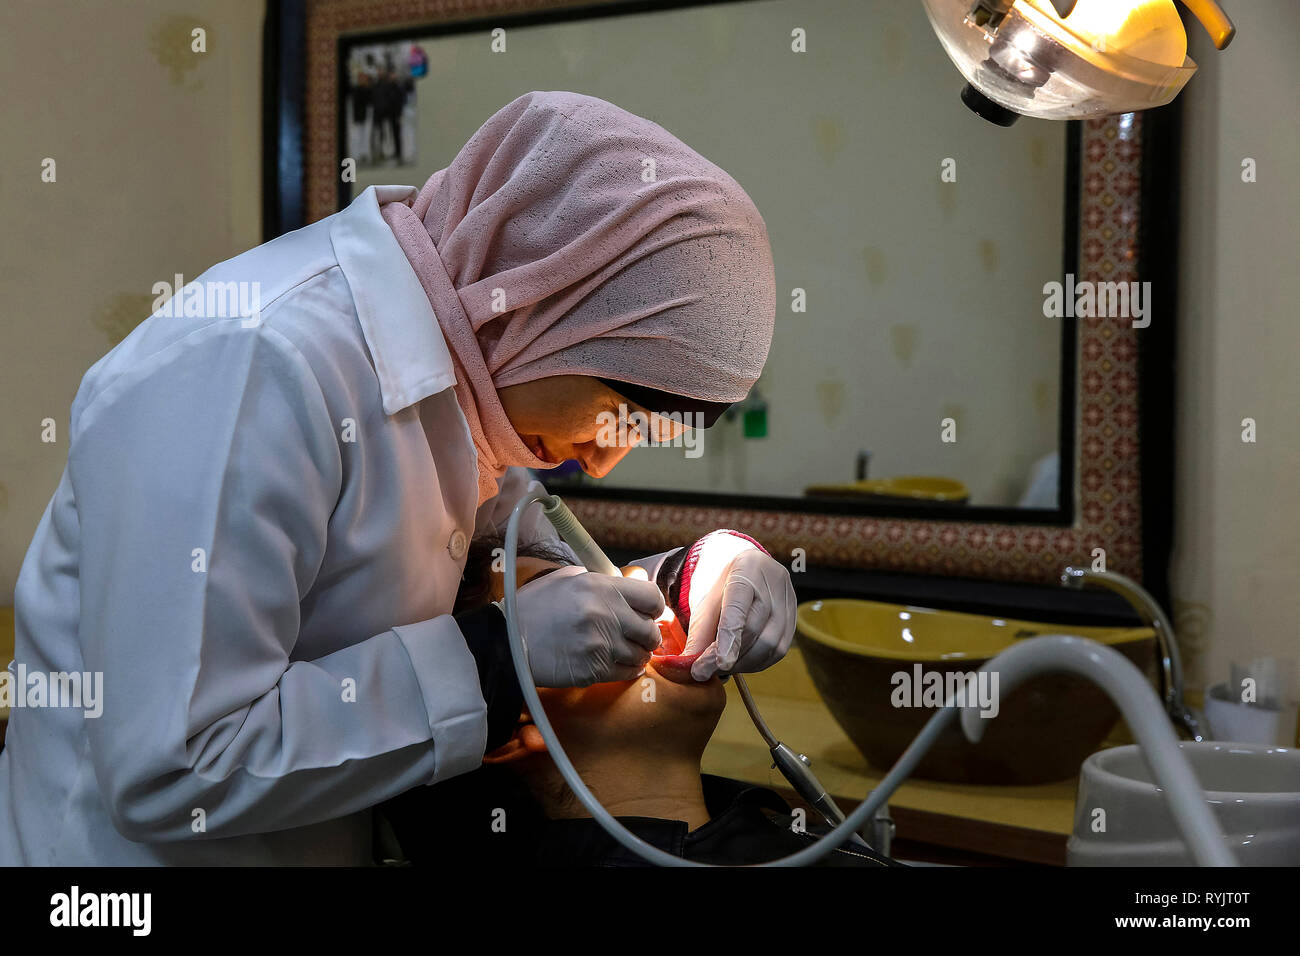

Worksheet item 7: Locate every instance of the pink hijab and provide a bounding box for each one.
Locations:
[381,90,776,505]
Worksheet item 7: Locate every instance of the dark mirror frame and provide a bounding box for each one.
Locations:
[263,0,1178,612]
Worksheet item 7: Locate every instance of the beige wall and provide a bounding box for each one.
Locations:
[1172,0,1300,694]
[0,0,264,600]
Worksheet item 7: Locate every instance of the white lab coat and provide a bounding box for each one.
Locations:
[0,186,609,865]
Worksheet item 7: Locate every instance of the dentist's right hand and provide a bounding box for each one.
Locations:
[512,565,665,687]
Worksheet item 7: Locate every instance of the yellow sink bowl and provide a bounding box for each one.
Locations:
[796,599,1157,784]
[804,476,970,502]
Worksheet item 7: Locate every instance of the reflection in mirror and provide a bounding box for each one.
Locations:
[341,0,1072,512]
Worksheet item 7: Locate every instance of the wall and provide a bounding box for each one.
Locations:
[0,0,264,601]
[1173,0,1300,696]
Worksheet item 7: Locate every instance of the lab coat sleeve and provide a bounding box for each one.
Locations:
[69,324,486,843]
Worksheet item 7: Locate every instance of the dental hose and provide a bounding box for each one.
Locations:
[731,674,874,847]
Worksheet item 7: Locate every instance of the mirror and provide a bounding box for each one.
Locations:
[339,0,1076,517]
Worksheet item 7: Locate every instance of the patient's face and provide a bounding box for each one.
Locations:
[528,652,725,761]
[485,560,726,763]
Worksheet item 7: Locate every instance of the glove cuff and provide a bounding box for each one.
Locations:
[674,530,768,630]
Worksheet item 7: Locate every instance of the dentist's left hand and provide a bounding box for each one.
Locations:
[678,532,797,681]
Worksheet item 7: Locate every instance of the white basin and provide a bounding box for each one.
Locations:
[1069,741,1300,866]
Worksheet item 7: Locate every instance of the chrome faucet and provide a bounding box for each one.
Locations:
[1060,567,1204,742]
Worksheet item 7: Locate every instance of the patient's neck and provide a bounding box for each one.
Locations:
[527,750,711,831]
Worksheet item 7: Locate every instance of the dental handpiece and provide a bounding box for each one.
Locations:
[539,495,621,577]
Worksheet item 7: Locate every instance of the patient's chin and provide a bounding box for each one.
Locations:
[645,658,726,712]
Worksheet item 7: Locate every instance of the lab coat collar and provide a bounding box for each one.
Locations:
[329,185,459,416]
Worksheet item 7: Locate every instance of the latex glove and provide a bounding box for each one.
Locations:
[678,531,797,681]
[512,565,665,687]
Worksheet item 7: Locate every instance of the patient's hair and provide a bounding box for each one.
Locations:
[452,534,577,616]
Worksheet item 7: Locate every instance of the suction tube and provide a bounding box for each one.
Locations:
[501,493,1234,866]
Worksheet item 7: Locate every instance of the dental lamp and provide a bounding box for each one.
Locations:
[923,0,1236,126]
[502,492,1237,866]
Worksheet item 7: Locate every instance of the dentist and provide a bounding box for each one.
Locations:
[0,91,793,864]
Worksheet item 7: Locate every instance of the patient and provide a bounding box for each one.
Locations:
[378,538,897,867]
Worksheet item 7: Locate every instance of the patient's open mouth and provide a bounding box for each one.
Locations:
[652,612,687,656]
[649,612,699,684]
